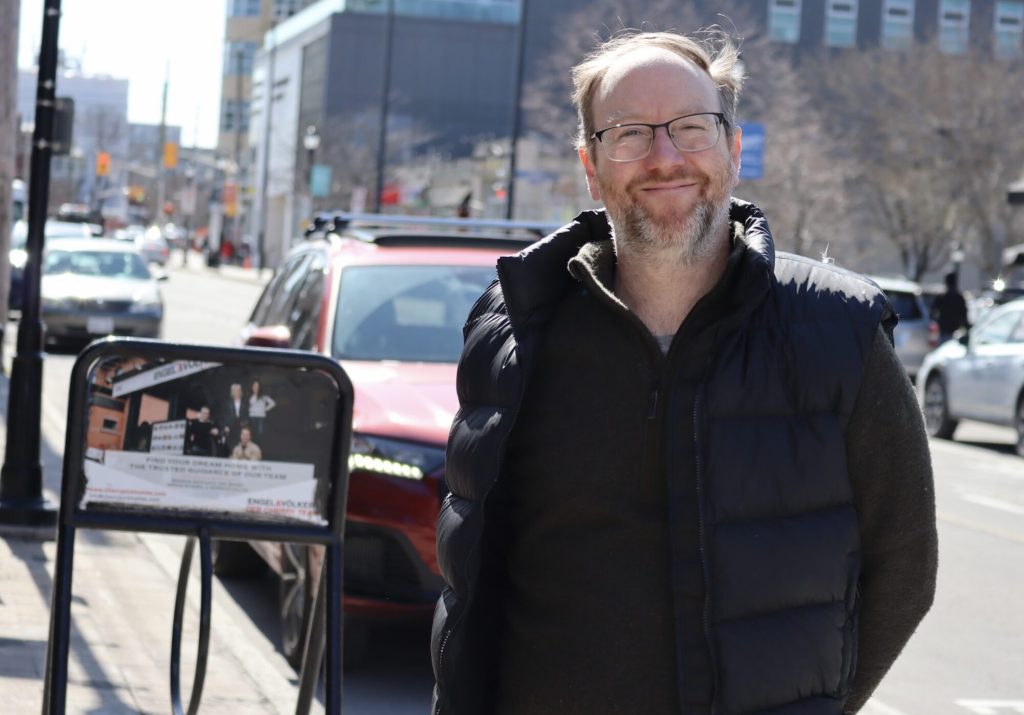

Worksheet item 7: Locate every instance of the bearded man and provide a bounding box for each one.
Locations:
[432,30,937,715]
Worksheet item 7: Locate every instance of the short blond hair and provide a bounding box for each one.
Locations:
[570,30,744,150]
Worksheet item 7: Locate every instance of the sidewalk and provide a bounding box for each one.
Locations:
[0,372,313,713]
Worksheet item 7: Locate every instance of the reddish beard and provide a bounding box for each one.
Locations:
[602,163,732,264]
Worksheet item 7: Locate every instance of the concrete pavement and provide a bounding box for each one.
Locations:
[0,256,317,714]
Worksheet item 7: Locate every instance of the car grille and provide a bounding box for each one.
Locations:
[76,299,133,312]
[343,526,427,603]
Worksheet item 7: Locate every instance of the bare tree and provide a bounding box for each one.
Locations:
[813,42,1024,280]
[738,44,855,260]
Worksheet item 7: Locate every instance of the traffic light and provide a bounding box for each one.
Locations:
[96,151,111,177]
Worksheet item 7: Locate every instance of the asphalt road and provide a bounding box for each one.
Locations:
[5,256,1023,715]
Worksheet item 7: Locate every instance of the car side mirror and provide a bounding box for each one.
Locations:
[245,324,292,349]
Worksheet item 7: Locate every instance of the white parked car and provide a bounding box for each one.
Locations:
[917,297,1024,456]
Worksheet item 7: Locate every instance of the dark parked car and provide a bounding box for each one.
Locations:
[217,214,556,668]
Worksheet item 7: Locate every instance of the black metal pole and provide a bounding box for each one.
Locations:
[0,0,60,527]
[372,0,395,213]
[505,0,528,220]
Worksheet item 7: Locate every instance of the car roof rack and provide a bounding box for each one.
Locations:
[320,211,558,234]
[302,212,563,250]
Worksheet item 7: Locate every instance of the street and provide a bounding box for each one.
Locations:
[3,257,1023,714]
[3,256,432,713]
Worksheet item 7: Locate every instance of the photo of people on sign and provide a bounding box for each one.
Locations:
[80,356,340,525]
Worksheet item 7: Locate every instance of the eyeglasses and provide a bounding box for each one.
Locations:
[590,112,727,162]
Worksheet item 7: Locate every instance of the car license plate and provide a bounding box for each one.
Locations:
[87,317,115,334]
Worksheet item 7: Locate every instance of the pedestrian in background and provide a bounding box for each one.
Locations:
[432,29,938,715]
[931,271,970,344]
[248,378,275,436]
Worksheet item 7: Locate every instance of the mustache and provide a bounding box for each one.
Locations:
[627,169,707,191]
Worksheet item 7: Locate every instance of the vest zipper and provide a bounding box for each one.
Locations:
[693,389,719,715]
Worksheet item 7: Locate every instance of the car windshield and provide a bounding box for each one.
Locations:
[44,250,152,280]
[332,264,495,363]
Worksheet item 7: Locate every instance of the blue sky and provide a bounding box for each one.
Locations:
[17,0,227,148]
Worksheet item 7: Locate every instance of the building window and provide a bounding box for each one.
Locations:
[227,0,261,17]
[882,0,914,49]
[769,0,802,43]
[995,0,1024,58]
[939,0,971,54]
[221,100,251,133]
[825,0,858,47]
[273,0,301,20]
[223,41,258,76]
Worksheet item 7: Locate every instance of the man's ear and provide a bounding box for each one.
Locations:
[729,124,743,188]
[578,146,602,201]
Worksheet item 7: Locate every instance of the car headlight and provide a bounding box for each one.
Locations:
[129,298,163,315]
[348,435,445,481]
[10,249,28,270]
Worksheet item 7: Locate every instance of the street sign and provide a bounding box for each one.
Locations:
[44,339,354,715]
[738,122,765,181]
[311,164,332,198]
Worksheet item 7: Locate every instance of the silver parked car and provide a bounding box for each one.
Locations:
[917,297,1024,456]
[41,238,165,343]
[869,275,937,380]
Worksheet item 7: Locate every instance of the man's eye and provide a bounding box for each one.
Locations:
[617,127,647,139]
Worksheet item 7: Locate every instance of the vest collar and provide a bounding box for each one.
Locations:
[496,200,775,333]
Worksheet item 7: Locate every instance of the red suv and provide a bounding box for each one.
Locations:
[214,215,553,667]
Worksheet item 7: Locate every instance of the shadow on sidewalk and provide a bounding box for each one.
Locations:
[1,373,136,712]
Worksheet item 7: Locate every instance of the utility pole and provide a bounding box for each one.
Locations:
[257,23,277,272]
[505,0,528,220]
[155,66,168,224]
[0,0,63,529]
[373,0,395,213]
[0,0,20,351]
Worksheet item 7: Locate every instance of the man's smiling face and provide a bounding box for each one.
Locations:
[579,47,741,264]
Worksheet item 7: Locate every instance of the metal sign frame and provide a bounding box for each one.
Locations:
[42,338,354,715]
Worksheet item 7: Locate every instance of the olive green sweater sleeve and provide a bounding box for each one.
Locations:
[843,327,939,713]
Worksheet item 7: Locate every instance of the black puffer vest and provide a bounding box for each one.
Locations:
[432,201,893,715]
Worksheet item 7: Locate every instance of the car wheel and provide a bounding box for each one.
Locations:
[277,543,371,672]
[1016,397,1024,458]
[211,539,263,577]
[279,542,314,669]
[923,374,958,439]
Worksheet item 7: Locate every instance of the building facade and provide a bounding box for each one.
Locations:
[248,0,520,268]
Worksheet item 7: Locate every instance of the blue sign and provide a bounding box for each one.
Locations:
[311,164,332,198]
[738,122,765,181]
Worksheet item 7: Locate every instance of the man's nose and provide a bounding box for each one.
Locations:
[646,125,686,165]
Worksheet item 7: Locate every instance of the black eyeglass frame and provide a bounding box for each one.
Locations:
[590,112,729,161]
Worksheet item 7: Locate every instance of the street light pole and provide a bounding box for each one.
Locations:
[373,0,395,213]
[303,125,320,218]
[0,0,62,528]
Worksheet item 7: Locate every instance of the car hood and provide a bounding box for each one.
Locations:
[341,360,458,446]
[42,275,160,302]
